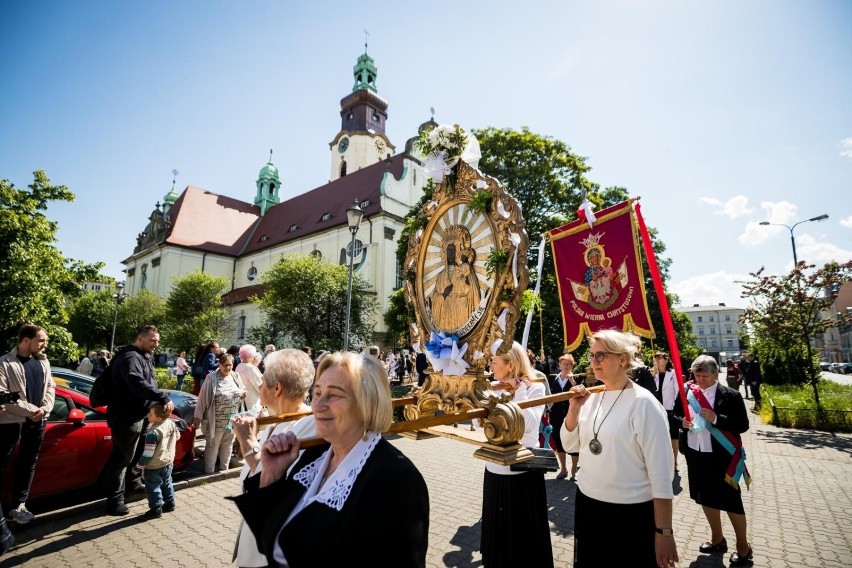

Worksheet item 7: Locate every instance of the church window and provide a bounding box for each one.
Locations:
[697,316,703,323]
[321,213,332,221]
[384,227,395,240]
[151,257,160,267]
[269,183,275,195]
[340,159,347,177]
[247,266,258,282]
[348,239,364,258]
[394,259,402,290]
[289,225,299,232]
[127,267,136,277]
[260,235,268,242]
[347,112,353,120]
[238,315,246,339]
[310,250,322,260]
[359,199,371,208]
[372,112,380,122]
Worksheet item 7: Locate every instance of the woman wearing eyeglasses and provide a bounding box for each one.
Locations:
[653,352,682,473]
[563,329,678,568]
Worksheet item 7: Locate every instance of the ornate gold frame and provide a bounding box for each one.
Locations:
[402,160,530,456]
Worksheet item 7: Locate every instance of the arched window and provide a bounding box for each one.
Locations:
[340,159,347,177]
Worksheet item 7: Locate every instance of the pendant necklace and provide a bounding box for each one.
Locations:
[589,382,629,455]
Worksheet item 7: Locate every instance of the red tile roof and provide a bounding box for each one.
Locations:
[165,153,407,257]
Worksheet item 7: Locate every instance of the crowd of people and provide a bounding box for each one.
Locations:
[0,321,759,567]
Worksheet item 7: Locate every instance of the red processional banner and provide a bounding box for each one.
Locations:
[547,200,655,352]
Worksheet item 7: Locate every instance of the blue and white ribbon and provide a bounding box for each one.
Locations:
[424,331,469,376]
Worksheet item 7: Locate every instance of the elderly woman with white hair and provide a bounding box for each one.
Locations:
[236,345,264,417]
[230,349,317,568]
[673,355,752,567]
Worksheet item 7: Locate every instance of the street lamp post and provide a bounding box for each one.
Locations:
[343,200,364,352]
[759,214,829,267]
[110,281,128,354]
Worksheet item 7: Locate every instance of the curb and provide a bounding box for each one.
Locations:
[21,468,241,527]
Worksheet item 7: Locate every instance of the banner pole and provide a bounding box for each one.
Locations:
[633,202,690,413]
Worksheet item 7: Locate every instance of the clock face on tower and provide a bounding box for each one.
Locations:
[338,137,349,153]
[374,138,386,155]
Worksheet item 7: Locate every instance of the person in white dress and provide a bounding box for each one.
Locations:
[236,345,264,416]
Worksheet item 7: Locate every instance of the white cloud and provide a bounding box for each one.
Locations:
[840,137,852,159]
[792,234,852,266]
[670,271,749,308]
[841,216,852,228]
[699,195,753,219]
[737,200,798,245]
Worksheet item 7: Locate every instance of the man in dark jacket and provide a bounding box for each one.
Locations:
[103,325,174,515]
[740,353,762,411]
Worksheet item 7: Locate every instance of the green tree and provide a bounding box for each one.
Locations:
[160,271,231,353]
[67,290,118,351]
[0,170,103,360]
[740,260,852,408]
[255,254,377,351]
[115,289,166,349]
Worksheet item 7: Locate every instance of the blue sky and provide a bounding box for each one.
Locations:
[2,1,850,309]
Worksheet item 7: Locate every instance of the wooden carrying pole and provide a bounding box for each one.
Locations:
[272,384,606,449]
[256,378,547,427]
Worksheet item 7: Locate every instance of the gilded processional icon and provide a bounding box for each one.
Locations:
[402,124,533,462]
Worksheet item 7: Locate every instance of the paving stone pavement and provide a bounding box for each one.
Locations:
[2,395,851,567]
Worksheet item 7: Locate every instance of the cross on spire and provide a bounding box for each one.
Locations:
[171,169,179,190]
[364,29,369,53]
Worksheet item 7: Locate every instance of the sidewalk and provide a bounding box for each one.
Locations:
[3,396,851,567]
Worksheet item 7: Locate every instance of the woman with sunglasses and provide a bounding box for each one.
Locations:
[653,352,682,473]
[563,329,678,568]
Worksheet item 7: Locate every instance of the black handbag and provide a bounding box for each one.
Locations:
[509,447,559,473]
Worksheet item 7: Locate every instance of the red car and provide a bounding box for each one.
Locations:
[1,378,196,501]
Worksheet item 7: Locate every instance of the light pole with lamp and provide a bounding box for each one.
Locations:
[343,200,364,352]
[759,213,829,267]
[110,281,128,354]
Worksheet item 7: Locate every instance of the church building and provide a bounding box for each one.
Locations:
[122,50,432,349]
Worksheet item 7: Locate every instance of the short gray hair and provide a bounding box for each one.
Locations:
[262,349,315,400]
[690,355,719,376]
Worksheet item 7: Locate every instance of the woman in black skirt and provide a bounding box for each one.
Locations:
[674,355,753,567]
[563,330,678,568]
[481,341,553,568]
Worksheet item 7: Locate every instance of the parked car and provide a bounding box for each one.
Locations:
[52,366,196,424]
[1,370,196,502]
[819,361,833,372]
[839,362,852,375]
[829,362,844,374]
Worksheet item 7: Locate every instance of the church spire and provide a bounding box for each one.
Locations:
[254,150,281,216]
[163,169,179,214]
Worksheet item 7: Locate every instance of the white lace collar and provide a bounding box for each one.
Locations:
[292,431,381,512]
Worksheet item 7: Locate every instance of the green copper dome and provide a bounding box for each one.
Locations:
[259,161,279,180]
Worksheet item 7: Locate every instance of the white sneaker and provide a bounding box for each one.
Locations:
[9,507,35,524]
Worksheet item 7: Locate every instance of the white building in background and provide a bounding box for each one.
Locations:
[679,303,745,363]
[121,50,433,349]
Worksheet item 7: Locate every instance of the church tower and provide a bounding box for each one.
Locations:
[329,49,396,182]
[255,150,281,216]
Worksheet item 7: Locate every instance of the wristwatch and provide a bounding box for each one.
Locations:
[243,443,261,459]
[655,527,674,537]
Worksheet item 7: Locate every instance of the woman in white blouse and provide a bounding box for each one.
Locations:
[481,341,553,568]
[563,329,678,568]
[653,351,682,472]
[235,345,264,417]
